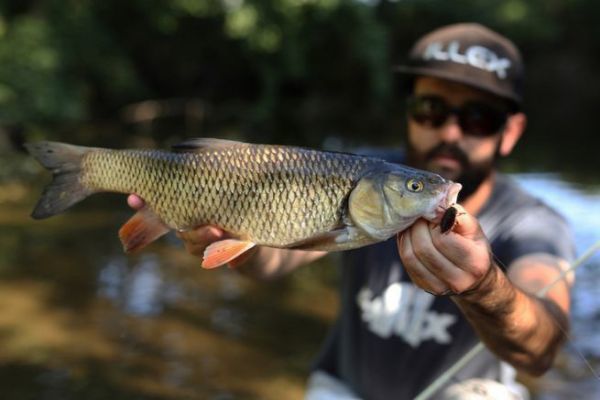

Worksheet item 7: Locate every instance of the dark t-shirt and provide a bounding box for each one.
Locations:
[312,173,575,399]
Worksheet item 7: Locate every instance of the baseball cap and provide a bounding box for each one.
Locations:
[394,23,524,105]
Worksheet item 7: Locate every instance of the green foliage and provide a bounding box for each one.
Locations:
[0,0,597,173]
[0,15,82,123]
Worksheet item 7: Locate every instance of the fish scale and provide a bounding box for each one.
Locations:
[26,139,458,264]
[78,145,366,246]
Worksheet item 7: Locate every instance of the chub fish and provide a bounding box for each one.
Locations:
[25,138,461,268]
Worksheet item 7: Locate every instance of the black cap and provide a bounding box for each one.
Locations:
[394,23,524,105]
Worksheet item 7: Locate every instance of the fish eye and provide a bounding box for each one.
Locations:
[406,178,424,192]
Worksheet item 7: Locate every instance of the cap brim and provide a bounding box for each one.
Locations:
[394,65,522,104]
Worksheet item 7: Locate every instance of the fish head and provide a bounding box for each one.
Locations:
[382,167,461,222]
[348,165,461,240]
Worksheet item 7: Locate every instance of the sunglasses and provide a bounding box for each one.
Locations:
[407,95,510,137]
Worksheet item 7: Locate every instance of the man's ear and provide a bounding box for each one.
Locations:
[500,112,526,156]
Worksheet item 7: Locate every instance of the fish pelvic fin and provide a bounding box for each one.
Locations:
[25,141,96,219]
[202,239,256,269]
[119,208,170,253]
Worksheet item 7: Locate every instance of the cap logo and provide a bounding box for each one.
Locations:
[423,41,511,79]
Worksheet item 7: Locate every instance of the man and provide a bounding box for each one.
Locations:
[129,23,574,399]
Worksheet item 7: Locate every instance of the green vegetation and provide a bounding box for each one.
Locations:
[0,0,598,174]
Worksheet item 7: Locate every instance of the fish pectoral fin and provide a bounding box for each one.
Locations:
[202,239,256,269]
[288,226,378,252]
[118,208,170,253]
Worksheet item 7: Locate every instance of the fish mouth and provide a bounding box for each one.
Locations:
[427,182,462,223]
[445,182,462,207]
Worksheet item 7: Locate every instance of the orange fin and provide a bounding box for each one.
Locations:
[118,208,170,253]
[202,239,256,269]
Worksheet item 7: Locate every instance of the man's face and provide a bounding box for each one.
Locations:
[406,76,511,200]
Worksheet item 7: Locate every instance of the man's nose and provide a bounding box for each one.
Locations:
[438,115,463,142]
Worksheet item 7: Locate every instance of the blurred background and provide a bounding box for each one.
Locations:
[0,0,599,399]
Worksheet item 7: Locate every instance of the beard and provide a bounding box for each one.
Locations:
[406,140,501,202]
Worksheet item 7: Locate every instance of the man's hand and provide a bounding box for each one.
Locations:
[398,204,570,376]
[126,194,256,267]
[397,205,494,296]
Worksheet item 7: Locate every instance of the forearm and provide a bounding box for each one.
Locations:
[231,247,327,280]
[453,263,568,375]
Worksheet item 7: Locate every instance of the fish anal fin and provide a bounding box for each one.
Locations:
[202,239,256,269]
[119,208,170,253]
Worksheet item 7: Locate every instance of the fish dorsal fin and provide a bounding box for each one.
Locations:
[172,138,246,153]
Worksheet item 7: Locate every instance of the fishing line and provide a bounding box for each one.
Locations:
[414,239,600,400]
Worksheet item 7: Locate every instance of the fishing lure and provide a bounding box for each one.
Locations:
[440,205,460,234]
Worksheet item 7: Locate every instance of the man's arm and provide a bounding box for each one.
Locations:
[397,205,571,376]
[454,255,569,375]
[128,195,326,279]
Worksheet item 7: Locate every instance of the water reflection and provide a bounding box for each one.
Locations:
[98,255,165,317]
[0,173,598,399]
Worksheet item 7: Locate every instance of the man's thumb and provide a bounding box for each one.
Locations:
[443,204,482,239]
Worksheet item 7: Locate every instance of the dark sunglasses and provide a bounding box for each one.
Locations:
[407,95,510,137]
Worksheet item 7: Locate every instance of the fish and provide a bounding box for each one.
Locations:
[25,138,461,268]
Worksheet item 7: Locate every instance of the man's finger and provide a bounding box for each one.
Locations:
[430,208,493,282]
[127,194,145,210]
[408,220,472,288]
[398,230,448,295]
[441,204,482,239]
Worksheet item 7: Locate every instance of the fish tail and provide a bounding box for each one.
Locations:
[25,141,96,219]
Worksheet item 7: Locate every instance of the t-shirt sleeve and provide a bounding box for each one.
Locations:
[492,205,576,268]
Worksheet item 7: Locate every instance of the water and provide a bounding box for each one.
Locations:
[0,172,598,399]
[513,174,600,399]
